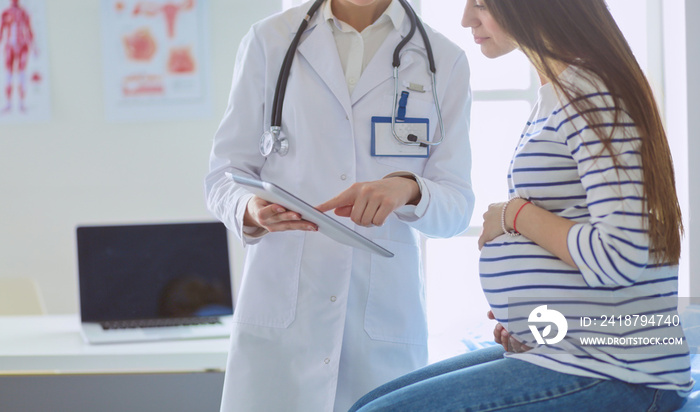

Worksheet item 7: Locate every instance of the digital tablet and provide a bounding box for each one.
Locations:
[227,173,394,258]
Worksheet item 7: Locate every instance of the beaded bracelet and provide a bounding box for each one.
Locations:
[501,196,522,237]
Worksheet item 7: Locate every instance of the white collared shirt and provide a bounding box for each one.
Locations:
[323,0,404,94]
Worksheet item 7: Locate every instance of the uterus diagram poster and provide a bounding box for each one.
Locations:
[0,0,51,125]
[100,0,211,122]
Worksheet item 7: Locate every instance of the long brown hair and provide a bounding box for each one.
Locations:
[483,0,682,264]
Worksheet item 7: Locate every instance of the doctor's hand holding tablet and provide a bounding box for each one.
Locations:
[243,176,421,232]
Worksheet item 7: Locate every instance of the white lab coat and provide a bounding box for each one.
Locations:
[205,2,474,411]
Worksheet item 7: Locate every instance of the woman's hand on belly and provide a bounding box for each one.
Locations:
[488,310,532,353]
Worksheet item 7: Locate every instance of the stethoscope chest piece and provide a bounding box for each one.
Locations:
[260,127,289,157]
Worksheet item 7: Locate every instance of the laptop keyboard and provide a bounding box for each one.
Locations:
[100,317,221,330]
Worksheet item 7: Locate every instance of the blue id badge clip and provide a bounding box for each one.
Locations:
[371,91,430,158]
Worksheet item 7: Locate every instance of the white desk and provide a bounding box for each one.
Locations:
[0,315,230,412]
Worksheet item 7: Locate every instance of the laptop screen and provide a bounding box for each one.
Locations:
[77,221,233,323]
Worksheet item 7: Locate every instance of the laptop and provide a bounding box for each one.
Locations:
[76,221,234,344]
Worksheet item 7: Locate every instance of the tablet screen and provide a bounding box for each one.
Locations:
[227,173,394,258]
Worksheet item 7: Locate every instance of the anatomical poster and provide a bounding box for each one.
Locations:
[0,0,50,125]
[100,0,211,122]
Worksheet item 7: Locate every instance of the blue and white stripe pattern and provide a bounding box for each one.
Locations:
[479,66,693,394]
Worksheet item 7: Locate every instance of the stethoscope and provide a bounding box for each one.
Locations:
[260,0,445,157]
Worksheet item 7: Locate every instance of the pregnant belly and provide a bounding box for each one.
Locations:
[479,234,586,327]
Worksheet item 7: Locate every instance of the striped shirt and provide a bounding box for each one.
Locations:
[480,66,693,394]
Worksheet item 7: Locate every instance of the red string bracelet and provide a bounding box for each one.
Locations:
[513,201,532,234]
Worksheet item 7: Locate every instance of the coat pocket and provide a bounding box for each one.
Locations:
[232,231,304,328]
[364,239,427,345]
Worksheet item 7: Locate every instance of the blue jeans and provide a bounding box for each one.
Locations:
[349,346,686,411]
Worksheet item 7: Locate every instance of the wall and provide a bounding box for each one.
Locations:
[0,0,278,314]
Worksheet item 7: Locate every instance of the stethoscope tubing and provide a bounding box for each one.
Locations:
[272,0,325,128]
[390,0,444,147]
[394,0,435,73]
[390,68,445,147]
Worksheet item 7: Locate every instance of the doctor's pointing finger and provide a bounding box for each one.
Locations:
[317,176,421,227]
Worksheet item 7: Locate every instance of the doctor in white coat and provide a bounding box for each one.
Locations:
[205,0,474,410]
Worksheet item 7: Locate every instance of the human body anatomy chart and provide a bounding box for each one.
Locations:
[0,0,49,124]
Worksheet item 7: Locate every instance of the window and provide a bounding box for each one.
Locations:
[420,0,536,363]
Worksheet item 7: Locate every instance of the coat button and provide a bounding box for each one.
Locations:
[324,358,330,364]
[340,174,347,181]
[330,296,337,302]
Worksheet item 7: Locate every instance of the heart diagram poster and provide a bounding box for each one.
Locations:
[100,0,211,122]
